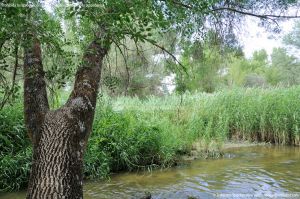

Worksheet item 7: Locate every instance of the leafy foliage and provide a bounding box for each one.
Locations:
[101,38,166,97]
[284,21,300,49]
[271,47,300,86]
[1,0,300,193]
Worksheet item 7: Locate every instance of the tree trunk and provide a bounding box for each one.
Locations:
[26,109,85,198]
[24,33,109,198]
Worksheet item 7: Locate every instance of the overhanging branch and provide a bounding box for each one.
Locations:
[162,0,300,20]
[210,7,300,19]
[143,37,187,74]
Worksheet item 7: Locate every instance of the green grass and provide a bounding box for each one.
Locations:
[1,86,300,191]
[0,103,31,192]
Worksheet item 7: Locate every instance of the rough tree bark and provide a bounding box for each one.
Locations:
[24,34,109,198]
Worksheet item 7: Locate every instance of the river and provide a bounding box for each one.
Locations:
[1,146,299,198]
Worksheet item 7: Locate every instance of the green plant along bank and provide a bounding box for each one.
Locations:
[1,87,300,192]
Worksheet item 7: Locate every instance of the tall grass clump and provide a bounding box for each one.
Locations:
[0,103,32,192]
[0,103,29,155]
[0,147,32,192]
[189,87,300,146]
[1,86,300,191]
[84,95,187,179]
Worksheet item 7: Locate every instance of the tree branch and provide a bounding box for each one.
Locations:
[143,37,187,74]
[210,7,300,19]
[163,0,300,19]
[65,35,109,141]
[0,33,9,53]
[161,0,193,9]
[66,40,108,107]
[111,38,131,95]
[23,36,49,143]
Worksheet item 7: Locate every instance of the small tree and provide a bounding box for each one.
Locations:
[271,47,300,85]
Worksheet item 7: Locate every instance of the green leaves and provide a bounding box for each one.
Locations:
[283,21,300,49]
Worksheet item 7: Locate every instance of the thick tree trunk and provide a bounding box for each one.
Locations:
[24,34,109,198]
[26,109,85,198]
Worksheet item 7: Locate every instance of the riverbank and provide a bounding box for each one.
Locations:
[1,87,300,192]
[181,141,270,162]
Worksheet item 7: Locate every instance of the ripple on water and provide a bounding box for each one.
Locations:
[1,146,300,199]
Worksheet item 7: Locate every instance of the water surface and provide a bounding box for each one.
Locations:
[1,146,300,198]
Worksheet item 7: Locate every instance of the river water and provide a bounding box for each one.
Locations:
[1,146,300,199]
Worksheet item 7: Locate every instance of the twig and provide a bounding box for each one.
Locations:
[144,38,187,74]
[111,38,131,95]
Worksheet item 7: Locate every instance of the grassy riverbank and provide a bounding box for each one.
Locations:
[1,87,300,191]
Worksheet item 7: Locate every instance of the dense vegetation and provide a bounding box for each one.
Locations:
[1,86,300,192]
[1,1,300,198]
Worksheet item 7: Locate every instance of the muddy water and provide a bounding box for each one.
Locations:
[1,146,300,199]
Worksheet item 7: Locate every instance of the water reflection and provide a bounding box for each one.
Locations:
[1,146,300,199]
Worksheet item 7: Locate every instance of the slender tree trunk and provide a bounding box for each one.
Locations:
[24,33,109,198]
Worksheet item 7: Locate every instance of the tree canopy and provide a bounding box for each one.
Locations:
[0,0,300,106]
